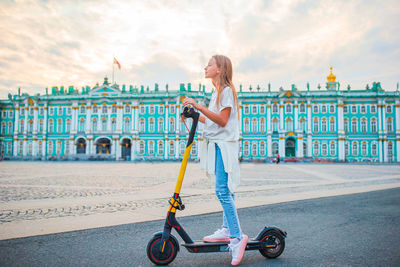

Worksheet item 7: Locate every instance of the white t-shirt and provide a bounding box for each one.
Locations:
[203,86,239,141]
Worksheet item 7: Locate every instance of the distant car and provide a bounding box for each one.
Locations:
[283,157,299,162]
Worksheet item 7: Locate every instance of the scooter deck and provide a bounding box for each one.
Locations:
[181,238,277,253]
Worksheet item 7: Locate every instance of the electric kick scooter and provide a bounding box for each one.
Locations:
[146,106,287,265]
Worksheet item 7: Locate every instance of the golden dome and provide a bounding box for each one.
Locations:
[327,67,336,82]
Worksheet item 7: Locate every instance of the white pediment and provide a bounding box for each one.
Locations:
[89,85,121,97]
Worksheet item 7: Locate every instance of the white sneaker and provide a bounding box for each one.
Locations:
[229,235,248,266]
[203,228,230,243]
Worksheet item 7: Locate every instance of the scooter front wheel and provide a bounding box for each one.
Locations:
[147,234,179,265]
[259,230,285,259]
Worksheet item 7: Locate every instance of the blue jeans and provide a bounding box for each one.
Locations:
[215,144,242,239]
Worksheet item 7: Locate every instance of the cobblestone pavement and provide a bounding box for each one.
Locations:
[0,162,399,239]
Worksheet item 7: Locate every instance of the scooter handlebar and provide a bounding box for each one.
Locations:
[181,105,198,119]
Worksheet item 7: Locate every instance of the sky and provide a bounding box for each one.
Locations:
[0,0,399,99]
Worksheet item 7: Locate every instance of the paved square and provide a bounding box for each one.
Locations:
[0,162,399,240]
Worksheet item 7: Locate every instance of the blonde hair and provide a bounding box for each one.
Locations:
[211,55,239,119]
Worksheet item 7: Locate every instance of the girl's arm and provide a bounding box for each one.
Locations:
[182,98,231,127]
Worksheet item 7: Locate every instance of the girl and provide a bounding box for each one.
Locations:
[182,55,247,266]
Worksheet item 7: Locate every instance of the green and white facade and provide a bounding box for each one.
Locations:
[1,71,399,163]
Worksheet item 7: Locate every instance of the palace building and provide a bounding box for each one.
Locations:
[0,69,399,162]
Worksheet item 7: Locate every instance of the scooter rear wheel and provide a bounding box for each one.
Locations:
[147,234,179,265]
[259,230,285,258]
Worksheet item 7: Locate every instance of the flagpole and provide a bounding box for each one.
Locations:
[112,61,115,84]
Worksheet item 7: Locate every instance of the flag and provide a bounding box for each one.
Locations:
[113,57,121,69]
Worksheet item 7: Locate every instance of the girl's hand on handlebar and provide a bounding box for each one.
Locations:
[182,97,199,109]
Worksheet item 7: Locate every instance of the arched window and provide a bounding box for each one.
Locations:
[286,118,293,131]
[388,142,393,156]
[299,103,305,113]
[148,141,154,155]
[243,141,250,156]
[329,118,335,132]
[252,118,258,133]
[8,122,13,134]
[321,143,328,156]
[303,142,307,157]
[79,119,85,132]
[169,141,175,155]
[158,118,164,132]
[260,118,266,133]
[112,105,117,114]
[371,142,377,156]
[102,118,107,132]
[300,118,306,132]
[260,141,266,156]
[158,141,164,155]
[361,119,367,133]
[321,119,327,132]
[57,119,63,133]
[361,142,367,156]
[28,120,33,133]
[272,142,279,156]
[344,118,349,132]
[352,142,358,156]
[124,118,130,132]
[48,119,54,133]
[179,142,186,155]
[285,103,292,113]
[371,118,377,133]
[139,119,145,132]
[139,141,145,155]
[272,104,278,113]
[48,141,53,155]
[345,142,349,156]
[351,119,357,133]
[111,119,116,132]
[102,105,108,114]
[272,118,279,132]
[330,142,336,156]
[56,141,62,155]
[313,118,318,133]
[65,141,70,155]
[386,117,393,133]
[169,118,175,132]
[191,141,197,156]
[313,141,319,156]
[244,118,250,133]
[124,105,131,113]
[251,142,257,156]
[66,120,71,132]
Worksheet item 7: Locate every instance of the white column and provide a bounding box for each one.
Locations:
[279,101,284,131]
[116,101,122,134]
[71,102,78,133]
[32,105,38,157]
[13,104,20,156]
[107,107,111,132]
[279,135,285,157]
[86,102,92,134]
[131,138,136,161]
[135,105,139,132]
[267,135,272,157]
[165,102,169,160]
[294,100,298,131]
[307,100,312,135]
[297,135,303,157]
[267,101,271,132]
[396,101,400,162]
[112,138,116,156]
[116,138,121,160]
[23,106,28,156]
[239,100,243,133]
[131,104,135,131]
[338,100,345,161]
[43,104,48,159]
[175,100,180,159]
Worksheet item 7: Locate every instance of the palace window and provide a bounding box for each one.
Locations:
[66,120,71,132]
[313,105,318,113]
[2,110,6,118]
[180,142,185,155]
[124,105,130,114]
[169,141,175,155]
[361,142,367,156]
[244,118,250,133]
[169,118,175,132]
[124,118,130,132]
[9,110,13,118]
[158,118,164,132]
[321,119,327,133]
[371,119,377,133]
[313,118,319,133]
[102,105,108,114]
[65,141,70,155]
[260,105,265,114]
[148,141,154,155]
[272,104,278,114]
[56,141,61,155]
[149,118,155,133]
[252,104,257,114]
[39,120,44,132]
[93,105,98,114]
[112,105,117,114]
[48,107,53,116]
[313,142,319,156]
[158,141,164,156]
[361,119,367,133]
[29,107,34,116]
[352,142,358,156]
[111,119,116,132]
[260,118,266,133]
[80,106,86,114]
[351,105,357,114]
[7,142,12,155]
[159,105,164,114]
[361,105,366,114]
[343,105,348,113]
[57,119,62,133]
[48,119,54,133]
[344,119,349,132]
[149,105,155,114]
[299,103,305,113]
[102,119,107,132]
[8,122,13,134]
[244,105,250,115]
[18,141,23,155]
[38,142,42,155]
[79,119,85,132]
[321,143,328,156]
[272,142,278,156]
[345,142,349,156]
[252,118,258,133]
[90,119,96,132]
[329,118,335,132]
[330,142,336,156]
[386,104,392,113]
[28,120,33,133]
[285,104,292,113]
[303,143,307,156]
[321,105,327,113]
[388,142,393,156]
[243,141,250,156]
[370,105,376,113]
[48,141,53,155]
[286,118,293,132]
[329,104,335,113]
[272,118,279,132]
[191,141,197,156]
[386,117,393,133]
[170,105,175,114]
[139,141,145,155]
[67,106,72,115]
[260,141,266,156]
[58,106,63,116]
[20,119,24,133]
[300,118,306,132]
[251,142,257,156]
[28,143,32,156]
[1,123,5,134]
[351,119,357,133]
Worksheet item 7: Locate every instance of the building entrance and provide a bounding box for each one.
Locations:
[76,138,86,154]
[285,137,296,157]
[121,139,131,160]
[96,138,111,154]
